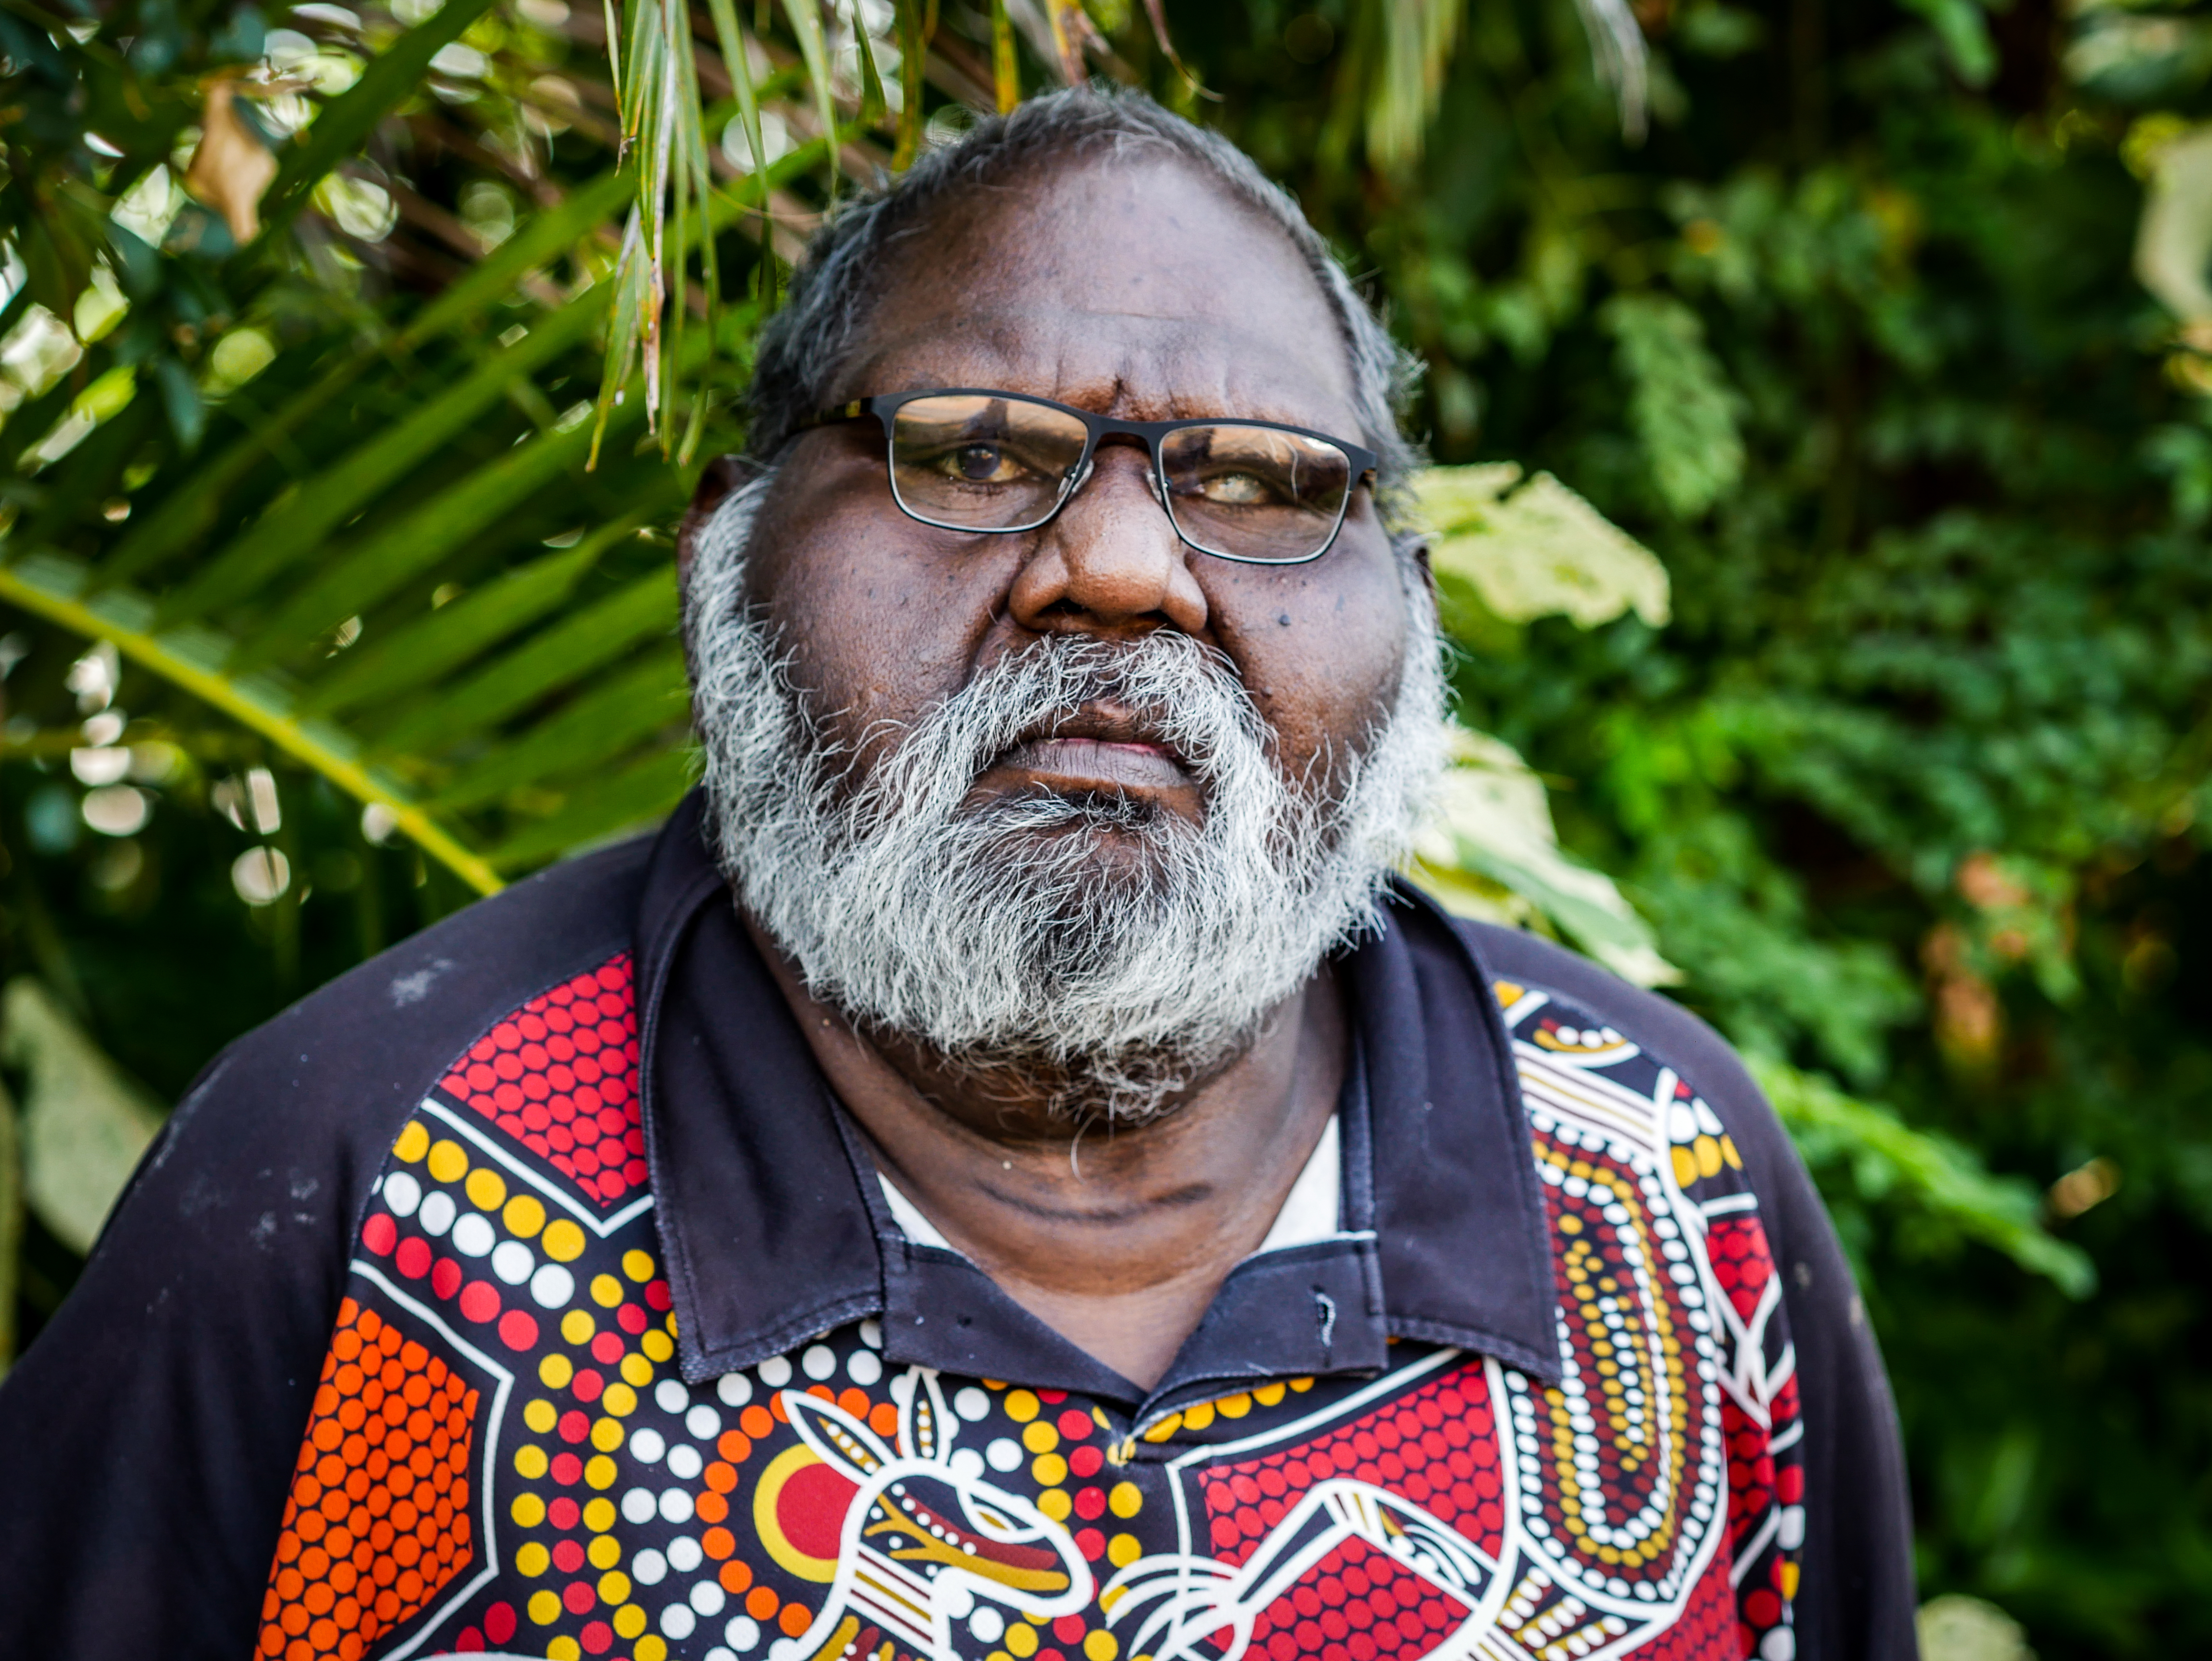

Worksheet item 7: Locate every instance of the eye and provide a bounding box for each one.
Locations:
[934,443,1028,485]
[1197,470,1275,505]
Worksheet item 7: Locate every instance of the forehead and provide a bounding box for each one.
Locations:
[837,152,1362,430]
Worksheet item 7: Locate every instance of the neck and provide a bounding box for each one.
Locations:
[747,914,1345,1391]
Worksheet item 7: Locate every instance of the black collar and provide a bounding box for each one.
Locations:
[635,792,1560,1415]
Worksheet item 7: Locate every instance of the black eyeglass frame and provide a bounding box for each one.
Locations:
[800,387,1382,567]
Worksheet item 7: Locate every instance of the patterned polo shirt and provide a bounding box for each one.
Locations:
[0,794,1917,1661]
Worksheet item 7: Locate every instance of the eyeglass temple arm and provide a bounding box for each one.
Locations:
[794,400,876,432]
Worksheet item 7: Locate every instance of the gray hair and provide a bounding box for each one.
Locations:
[742,86,1423,502]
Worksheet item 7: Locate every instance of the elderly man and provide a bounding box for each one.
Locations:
[0,91,1915,1661]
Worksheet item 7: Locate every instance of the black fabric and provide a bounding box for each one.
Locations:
[0,792,1919,1658]
[640,796,884,1384]
[0,836,651,1658]
[1356,896,1561,1378]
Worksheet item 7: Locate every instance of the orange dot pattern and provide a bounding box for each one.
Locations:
[256,1298,480,1661]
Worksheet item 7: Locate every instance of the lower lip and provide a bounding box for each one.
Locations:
[995,738,1192,792]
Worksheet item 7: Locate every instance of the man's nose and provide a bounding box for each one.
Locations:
[1005,446,1211,637]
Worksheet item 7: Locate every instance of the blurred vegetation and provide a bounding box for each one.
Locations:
[0,0,2207,1651]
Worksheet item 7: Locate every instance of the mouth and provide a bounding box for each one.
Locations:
[982,706,1195,798]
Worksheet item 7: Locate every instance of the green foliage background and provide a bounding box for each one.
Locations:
[2,0,2209,1651]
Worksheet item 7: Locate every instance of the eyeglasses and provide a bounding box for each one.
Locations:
[801,388,1379,566]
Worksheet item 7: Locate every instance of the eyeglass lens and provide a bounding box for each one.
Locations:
[886,393,1355,564]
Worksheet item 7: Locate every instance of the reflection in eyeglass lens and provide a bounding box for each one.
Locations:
[890,395,1089,527]
[1162,424,1352,563]
[883,394,1357,562]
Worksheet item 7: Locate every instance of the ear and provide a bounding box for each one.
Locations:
[677,453,768,586]
[898,1368,953,1464]
[781,1388,895,1482]
[1403,533,1436,599]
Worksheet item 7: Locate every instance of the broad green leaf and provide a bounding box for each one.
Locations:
[1917,1598,2033,1661]
[2135,127,2212,324]
[1409,726,1681,988]
[2,977,165,1258]
[1416,463,1671,630]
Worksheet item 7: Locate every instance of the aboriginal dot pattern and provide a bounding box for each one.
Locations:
[1196,1365,1507,1661]
[437,956,645,1207]
[1506,981,1805,1661]
[256,1299,479,1661]
[270,959,1805,1661]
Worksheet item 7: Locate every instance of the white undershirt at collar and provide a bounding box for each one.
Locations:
[876,1114,1342,1260]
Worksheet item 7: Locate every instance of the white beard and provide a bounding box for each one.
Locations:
[684,475,1449,1124]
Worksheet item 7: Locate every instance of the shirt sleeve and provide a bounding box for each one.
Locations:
[1463,920,1922,1661]
[0,1025,395,1657]
[0,844,648,1660]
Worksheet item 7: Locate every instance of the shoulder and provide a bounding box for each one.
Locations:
[1446,918,1806,1221]
[1435,924,1921,1651]
[1452,920,1764,1121]
[207,836,648,1108]
[105,834,658,1268]
[0,836,667,1652]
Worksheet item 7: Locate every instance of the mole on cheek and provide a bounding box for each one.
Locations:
[1277,613,1291,628]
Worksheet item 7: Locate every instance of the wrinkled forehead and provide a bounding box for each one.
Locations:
[834,153,1363,432]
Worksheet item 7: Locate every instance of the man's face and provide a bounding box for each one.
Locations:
[740,153,1415,849]
[686,150,1441,1121]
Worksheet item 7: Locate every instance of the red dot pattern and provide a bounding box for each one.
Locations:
[362,1202,536,1355]
[1722,1399,1774,1554]
[1620,1550,1739,1661]
[1194,1363,1504,1659]
[256,1299,479,1661]
[1707,1216,1776,1324]
[1246,1537,1473,1661]
[436,955,645,1207]
[449,1601,519,1652]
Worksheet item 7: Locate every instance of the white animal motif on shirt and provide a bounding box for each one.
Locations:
[1101,1477,1509,1661]
[777,1368,1096,1661]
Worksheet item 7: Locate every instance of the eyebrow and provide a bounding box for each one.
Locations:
[845,314,1360,432]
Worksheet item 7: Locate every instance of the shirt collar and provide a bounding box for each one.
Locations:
[636,791,1560,1406]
